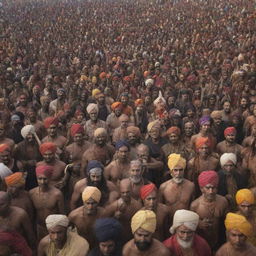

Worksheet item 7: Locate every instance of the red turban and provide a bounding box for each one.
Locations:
[36,165,54,178]
[224,127,237,136]
[195,137,210,151]
[111,102,122,111]
[198,170,219,187]
[140,183,157,200]
[0,144,10,153]
[40,142,57,155]
[99,72,107,80]
[135,99,143,107]
[70,124,84,137]
[44,116,59,129]
[166,126,181,136]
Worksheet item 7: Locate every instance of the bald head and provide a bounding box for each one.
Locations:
[120,179,132,202]
[137,144,149,161]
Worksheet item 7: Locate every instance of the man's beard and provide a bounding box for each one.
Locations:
[172,177,183,184]
[135,241,152,251]
[177,236,193,249]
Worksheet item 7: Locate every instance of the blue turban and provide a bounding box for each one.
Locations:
[94,218,122,242]
[199,116,211,126]
[115,140,130,151]
[86,160,104,174]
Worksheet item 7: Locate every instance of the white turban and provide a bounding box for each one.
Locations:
[153,91,166,106]
[170,210,199,234]
[220,153,237,167]
[21,125,36,139]
[87,103,99,114]
[46,214,69,230]
[145,78,154,87]
[0,163,13,180]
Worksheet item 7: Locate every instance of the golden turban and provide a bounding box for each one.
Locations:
[225,213,253,237]
[82,186,101,203]
[94,128,107,137]
[131,210,156,234]
[92,89,101,97]
[147,120,160,133]
[168,153,186,170]
[236,189,255,205]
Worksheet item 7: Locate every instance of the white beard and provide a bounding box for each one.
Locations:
[172,177,183,184]
[177,237,193,249]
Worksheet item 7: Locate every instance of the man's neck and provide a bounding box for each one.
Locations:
[39,186,50,193]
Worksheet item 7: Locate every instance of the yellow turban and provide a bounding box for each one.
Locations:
[225,213,253,237]
[131,210,156,234]
[168,153,186,170]
[147,120,160,133]
[82,186,101,203]
[92,76,97,84]
[92,88,101,97]
[236,189,255,205]
[94,128,107,137]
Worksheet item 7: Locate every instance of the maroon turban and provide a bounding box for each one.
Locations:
[70,124,84,137]
[44,116,59,129]
[198,170,219,187]
[40,142,57,155]
[166,126,181,136]
[36,165,54,178]
[224,127,237,136]
[140,183,157,200]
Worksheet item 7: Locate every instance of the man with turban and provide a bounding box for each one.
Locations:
[0,122,15,152]
[0,163,12,190]
[235,189,256,246]
[120,93,134,119]
[38,214,89,256]
[112,114,130,144]
[159,153,195,216]
[126,126,141,159]
[190,170,228,250]
[140,183,171,241]
[69,186,106,249]
[85,103,108,143]
[29,165,64,241]
[122,210,170,255]
[211,110,227,143]
[163,209,211,256]
[105,140,131,185]
[95,92,110,122]
[216,213,256,255]
[88,218,122,256]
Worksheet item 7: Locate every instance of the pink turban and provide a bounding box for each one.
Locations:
[70,124,84,137]
[224,127,237,136]
[40,142,57,155]
[36,165,54,178]
[44,116,59,129]
[198,170,219,187]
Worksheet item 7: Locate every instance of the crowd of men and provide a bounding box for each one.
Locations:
[0,0,256,255]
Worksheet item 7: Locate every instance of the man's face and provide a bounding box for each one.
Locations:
[28,110,36,121]
[225,133,236,143]
[176,225,194,249]
[114,108,122,117]
[7,184,23,197]
[43,151,54,163]
[201,184,217,201]
[120,183,131,202]
[99,240,116,256]
[0,124,5,137]
[98,95,105,105]
[57,90,65,100]
[171,166,184,184]
[137,148,149,163]
[26,133,34,143]
[95,135,107,146]
[198,145,209,157]
[228,229,247,250]
[74,133,83,144]
[48,124,57,137]
[84,198,98,215]
[223,102,231,113]
[223,161,235,173]
[89,110,98,121]
[143,190,157,211]
[149,128,160,139]
[49,225,67,247]
[37,174,49,188]
[213,117,222,126]
[127,132,137,146]
[240,98,248,108]
[121,96,128,106]
[134,228,153,251]
[201,122,211,133]
[0,151,10,165]
[120,119,129,129]
[184,122,194,136]
[238,201,254,218]
[89,173,102,187]
[168,133,179,144]
[117,146,129,161]
[19,95,27,106]
[129,165,142,184]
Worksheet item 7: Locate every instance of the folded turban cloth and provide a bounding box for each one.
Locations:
[127,126,141,137]
[131,210,157,234]
[5,172,25,187]
[11,114,20,121]
[87,103,99,114]
[153,91,166,106]
[92,89,101,97]
[115,140,130,151]
[170,210,199,234]
[94,128,107,137]
[57,88,65,94]
[168,154,186,170]
[225,213,253,237]
[46,214,69,230]
[210,111,222,119]
[236,189,255,205]
[70,124,84,137]
[119,114,129,122]
[140,183,157,200]
[40,142,57,155]
[21,125,35,139]
[220,153,237,167]
[36,165,54,178]
[145,79,154,87]
[198,170,218,187]
[99,72,107,80]
[44,116,59,129]
[87,160,104,175]
[147,120,161,133]
[135,99,143,107]
[199,116,210,126]
[166,126,181,136]
[82,186,101,203]
[111,102,122,111]
[0,144,10,153]
[195,137,210,151]
[94,218,122,242]
[0,163,12,180]
[224,127,237,136]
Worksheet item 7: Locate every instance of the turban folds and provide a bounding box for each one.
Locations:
[131,210,156,234]
[225,213,253,237]
[70,124,84,137]
[87,160,104,175]
[21,125,35,139]
[195,137,210,151]
[198,170,218,187]
[147,120,161,133]
[40,142,57,155]
[87,103,99,114]
[111,102,122,111]
[168,154,186,170]
[127,126,141,137]
[210,111,222,119]
[236,189,255,205]
[82,186,101,203]
[170,210,199,234]
[220,153,237,167]
[46,215,69,230]
[224,127,237,136]
[92,89,101,97]
[140,184,157,200]
[115,140,130,151]
[166,126,181,136]
[44,117,58,129]
[0,144,10,153]
[94,128,107,137]
[36,165,54,178]
[5,172,25,186]
[135,99,143,107]
[199,116,210,126]
[0,163,12,179]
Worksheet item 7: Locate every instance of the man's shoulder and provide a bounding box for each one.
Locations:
[68,206,84,219]
[122,239,134,255]
[152,239,171,254]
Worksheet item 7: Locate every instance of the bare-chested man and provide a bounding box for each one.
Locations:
[126,126,141,160]
[106,102,122,137]
[112,114,130,144]
[29,165,64,240]
[122,210,171,256]
[0,122,15,151]
[190,171,228,251]
[68,186,105,249]
[105,140,131,185]
[242,123,256,147]
[159,154,194,217]
[182,121,195,150]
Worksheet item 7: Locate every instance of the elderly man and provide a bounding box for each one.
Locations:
[69,186,105,248]
[112,114,130,144]
[127,126,141,159]
[122,210,171,255]
[163,209,211,255]
[88,218,122,256]
[216,213,256,256]
[159,154,195,216]
[106,102,122,137]
[235,189,256,246]
[182,121,195,150]
[29,165,64,240]
[190,171,228,250]
[38,214,89,256]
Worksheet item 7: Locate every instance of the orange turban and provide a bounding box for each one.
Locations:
[135,99,143,107]
[166,126,181,136]
[236,189,255,205]
[44,116,59,129]
[5,172,25,186]
[140,184,157,200]
[70,124,84,137]
[224,127,237,136]
[40,142,57,155]
[195,137,210,151]
[198,170,218,187]
[111,102,122,111]
[99,72,107,80]
[36,165,54,178]
[127,126,141,137]
[0,144,10,153]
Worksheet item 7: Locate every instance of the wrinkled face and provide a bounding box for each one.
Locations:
[137,148,149,162]
[184,122,194,136]
[117,146,129,161]
[74,133,83,144]
[129,165,142,184]
[114,108,122,117]
[168,133,179,144]
[127,132,137,145]
[84,198,98,215]
[48,124,57,137]
[37,174,49,188]
[89,110,98,121]
[143,190,157,211]
[225,133,236,143]
[99,240,116,256]
[120,183,131,202]
[201,184,217,201]
[228,229,247,250]
[222,160,235,173]
[168,96,175,106]
[120,119,129,129]
[171,166,184,184]
[0,151,11,165]
[95,134,107,146]
[43,151,54,163]
[149,127,160,139]
[238,201,254,218]
[176,225,194,248]
[49,225,67,247]
[134,228,153,251]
